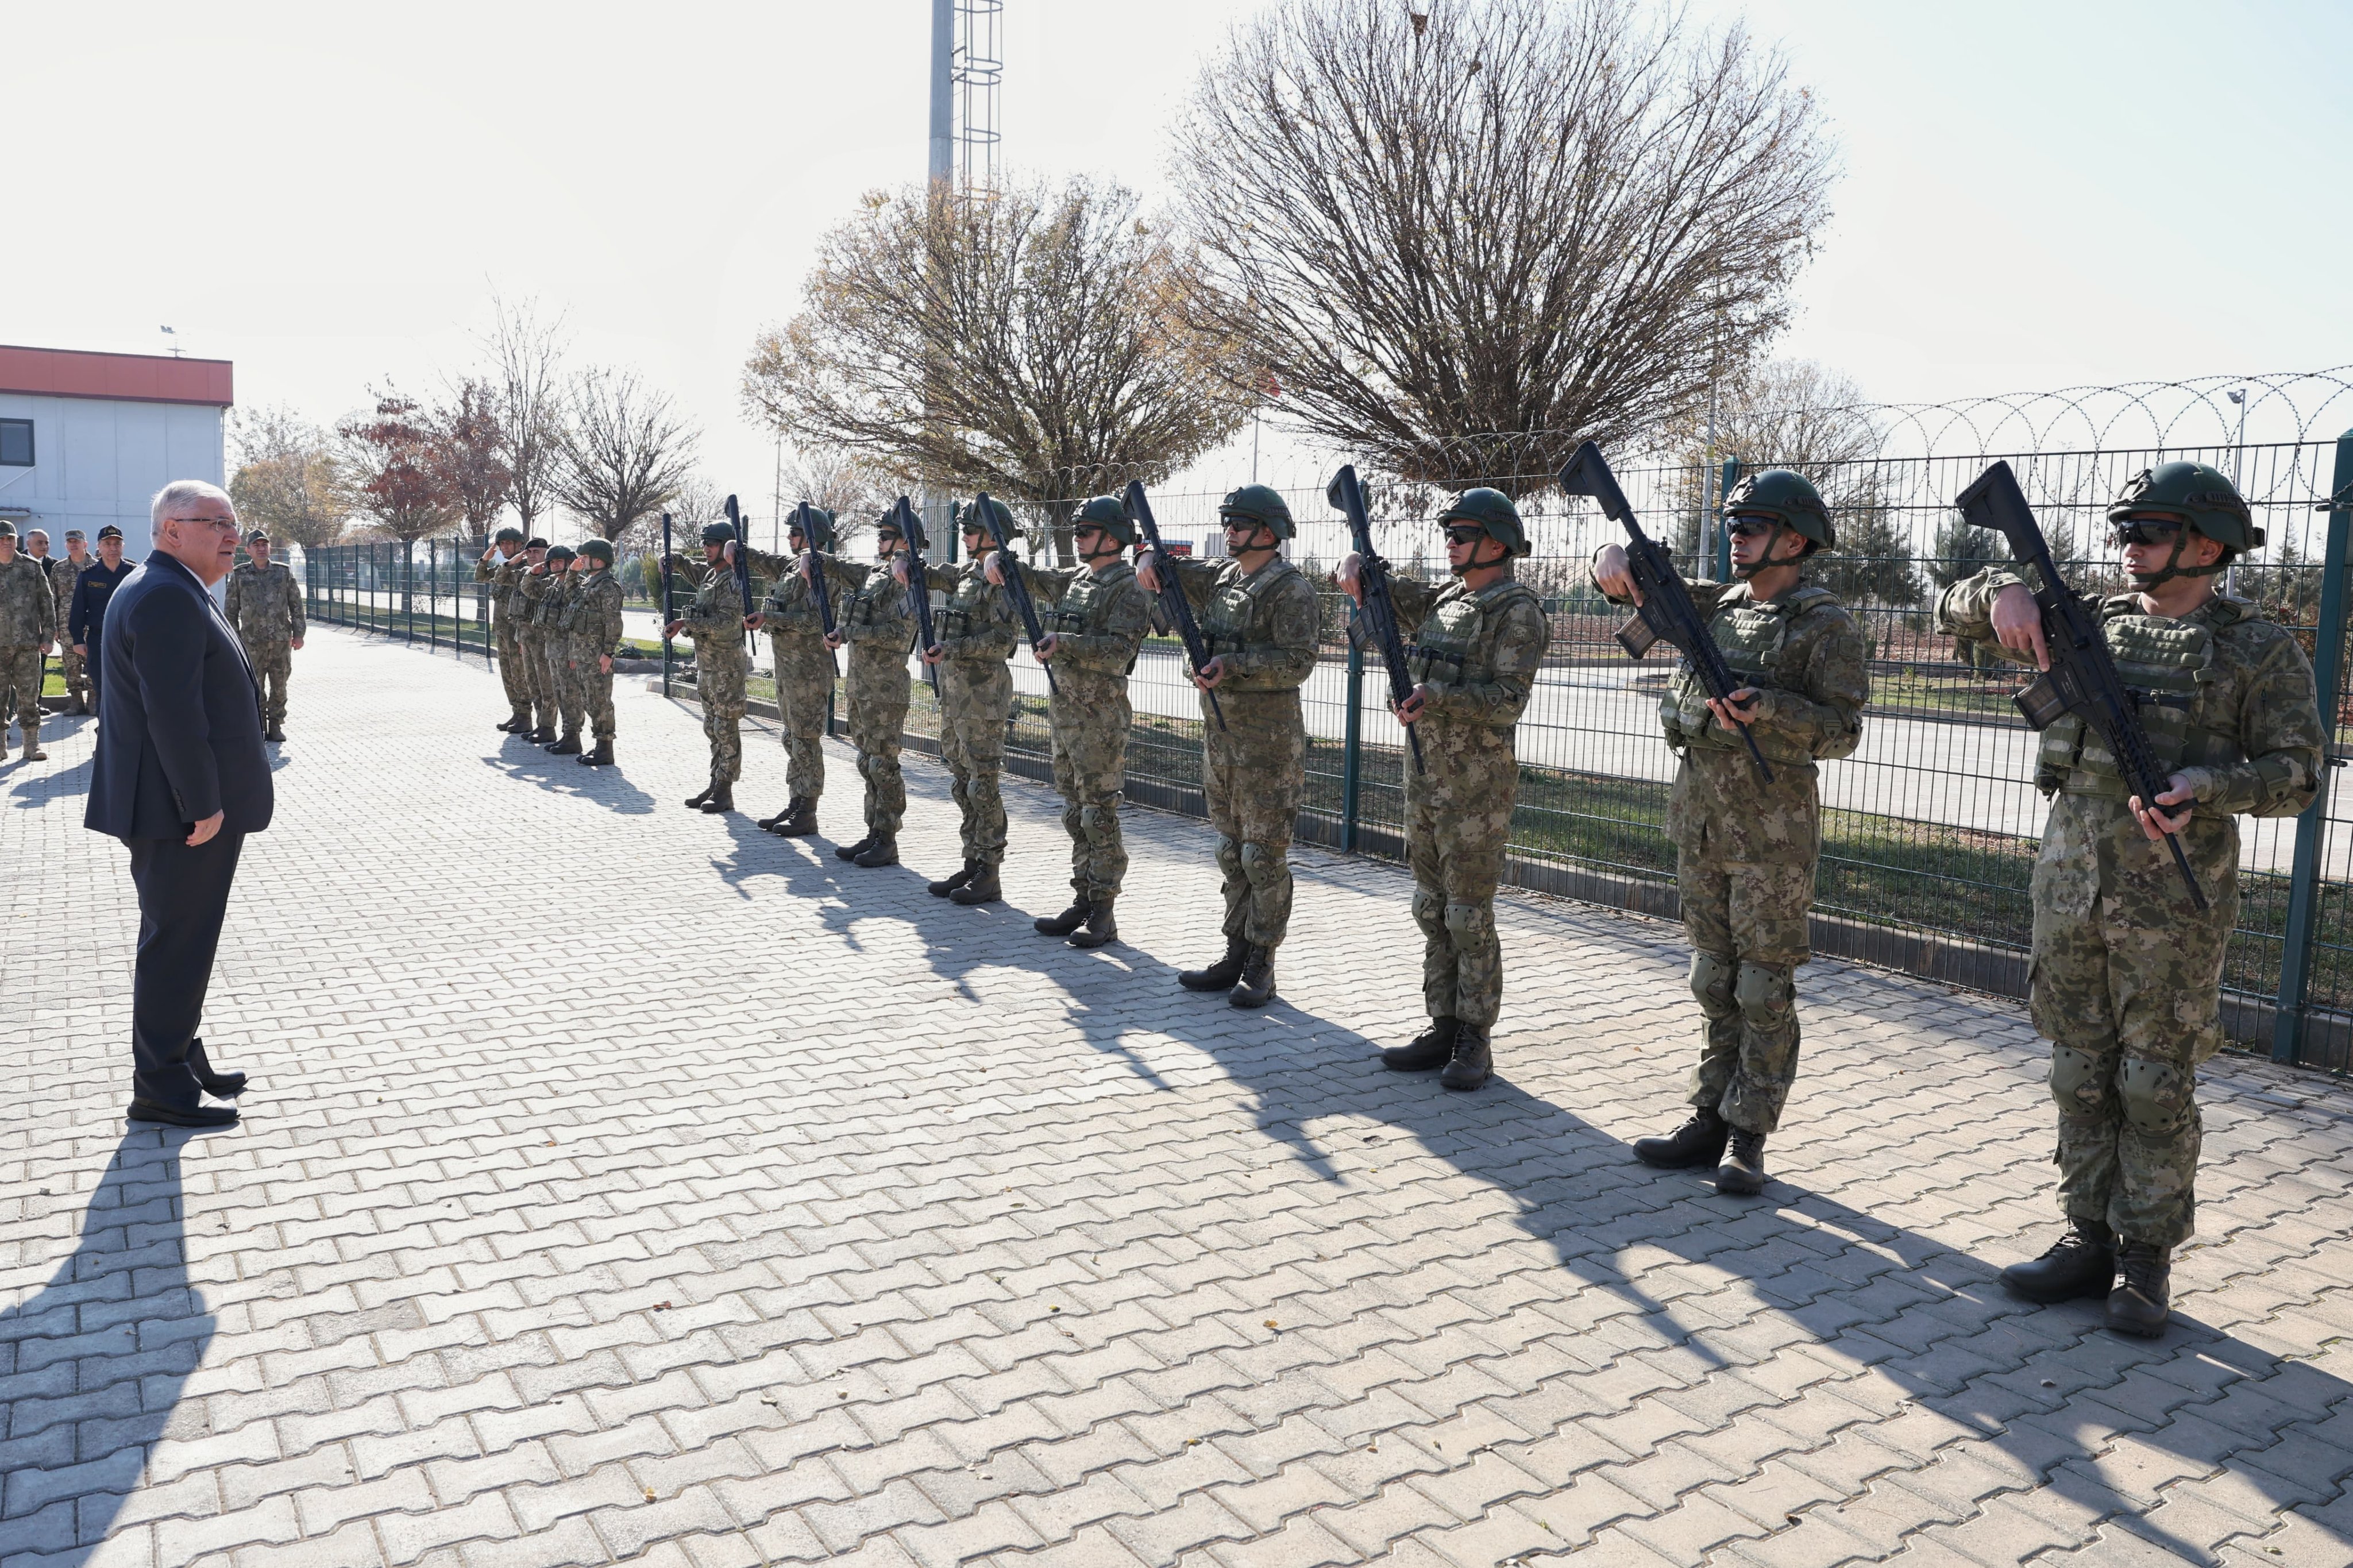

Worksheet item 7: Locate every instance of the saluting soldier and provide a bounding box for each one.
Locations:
[1136,485,1320,1008]
[991,495,1153,949]
[901,499,1023,906]
[662,523,752,813]
[565,539,626,767]
[475,527,538,732]
[511,538,558,741]
[1941,463,2323,1337]
[0,522,56,763]
[1593,470,1869,1196]
[535,546,584,754]
[813,509,916,867]
[223,530,306,742]
[1339,489,1550,1090]
[742,507,840,838]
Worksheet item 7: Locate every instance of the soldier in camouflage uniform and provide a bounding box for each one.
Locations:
[42,530,92,714]
[223,531,306,742]
[565,538,627,767]
[475,527,538,732]
[742,507,840,839]
[663,523,751,813]
[512,540,558,743]
[1341,489,1551,1090]
[809,510,917,867]
[0,522,56,763]
[1941,462,2323,1337]
[1137,485,1321,1008]
[993,495,1153,948]
[534,546,584,754]
[903,500,1023,904]
[1594,470,1869,1196]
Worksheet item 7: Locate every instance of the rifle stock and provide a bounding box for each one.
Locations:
[1327,464,1424,773]
[792,500,841,676]
[724,493,754,656]
[1123,480,1225,731]
[975,492,1058,694]
[894,496,942,700]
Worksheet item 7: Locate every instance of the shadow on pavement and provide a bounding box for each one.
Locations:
[479,735,654,815]
[5,752,92,807]
[0,1130,217,1564]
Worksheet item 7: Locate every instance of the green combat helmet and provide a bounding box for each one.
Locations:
[1723,469,1835,551]
[2107,461,2261,583]
[700,522,736,547]
[956,496,1021,541]
[1073,494,1136,549]
[1218,484,1294,539]
[1436,486,1530,558]
[493,526,524,547]
[788,504,838,553]
[578,539,614,566]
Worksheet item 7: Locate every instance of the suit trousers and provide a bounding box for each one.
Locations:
[125,831,245,1110]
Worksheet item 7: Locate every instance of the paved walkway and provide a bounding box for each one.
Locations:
[6,627,2353,1568]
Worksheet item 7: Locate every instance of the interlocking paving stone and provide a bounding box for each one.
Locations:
[7,626,2353,1567]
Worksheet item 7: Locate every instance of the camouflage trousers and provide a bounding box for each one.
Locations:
[519,629,557,730]
[60,639,86,702]
[844,647,908,836]
[940,659,1012,867]
[571,645,614,740]
[1679,853,1812,1136]
[1,645,40,743]
[774,638,835,802]
[1407,723,1517,1029]
[549,639,585,735]
[1050,677,1130,899]
[695,641,748,786]
[243,638,291,728]
[2029,796,2236,1248]
[1203,688,1306,950]
[494,619,531,718]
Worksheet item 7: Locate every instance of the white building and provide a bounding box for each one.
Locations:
[0,344,233,559]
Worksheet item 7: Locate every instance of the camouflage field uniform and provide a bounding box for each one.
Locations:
[566,566,626,740]
[48,555,88,707]
[514,567,558,733]
[1611,574,1869,1136]
[0,553,56,751]
[750,546,835,805]
[818,554,915,840]
[1166,555,1321,951]
[535,571,583,737]
[1386,572,1552,1030]
[1021,557,1152,901]
[674,558,750,790]
[915,558,1020,868]
[1941,571,2322,1246]
[223,558,306,730]
[475,552,536,723]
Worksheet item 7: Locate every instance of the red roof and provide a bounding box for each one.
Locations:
[0,345,233,407]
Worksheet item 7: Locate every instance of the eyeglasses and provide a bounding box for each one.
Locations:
[2112,518,2185,547]
[1725,517,1778,540]
[1444,525,1487,547]
[171,516,242,534]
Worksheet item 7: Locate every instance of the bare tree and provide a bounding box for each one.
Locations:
[552,367,700,542]
[431,377,512,540]
[484,295,568,539]
[229,405,349,549]
[743,176,1248,563]
[337,386,460,543]
[1172,0,1836,489]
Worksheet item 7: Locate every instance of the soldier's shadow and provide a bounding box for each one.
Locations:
[0,1131,216,1565]
[6,751,93,806]
[478,737,654,815]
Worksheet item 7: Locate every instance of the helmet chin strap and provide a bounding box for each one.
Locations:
[1730,521,1783,581]
[2127,528,2228,589]
[1450,536,1507,575]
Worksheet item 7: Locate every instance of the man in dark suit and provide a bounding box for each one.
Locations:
[71,524,137,717]
[86,481,274,1129]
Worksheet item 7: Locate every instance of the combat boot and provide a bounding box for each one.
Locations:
[950,864,1002,905]
[1228,945,1276,1009]
[1715,1128,1768,1196]
[68,694,88,716]
[756,800,796,832]
[548,730,582,755]
[1632,1109,1729,1169]
[1035,895,1089,936]
[929,861,977,898]
[1440,1024,1492,1091]
[854,836,899,868]
[2000,1217,2116,1303]
[2106,1240,2172,1337]
[531,723,558,745]
[578,739,613,767]
[1066,898,1118,949]
[265,725,287,743]
[685,786,715,809]
[835,833,876,862]
[698,785,733,813]
[21,744,47,762]
[496,712,526,732]
[1381,1017,1457,1072]
[1179,936,1248,991]
[775,798,820,837]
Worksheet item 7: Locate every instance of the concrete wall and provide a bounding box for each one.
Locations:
[0,393,227,560]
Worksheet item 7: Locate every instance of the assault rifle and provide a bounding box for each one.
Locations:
[1957,459,2208,911]
[792,499,840,676]
[658,511,673,696]
[892,495,942,701]
[974,491,1058,694]
[724,493,755,654]
[1122,480,1225,731]
[1557,439,1774,786]
[1326,464,1423,774]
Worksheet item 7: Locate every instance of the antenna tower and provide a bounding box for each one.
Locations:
[953,0,1002,199]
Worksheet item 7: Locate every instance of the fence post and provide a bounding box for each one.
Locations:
[2271,429,2353,1064]
[1340,638,1365,851]
[429,541,439,651]
[1714,459,1740,580]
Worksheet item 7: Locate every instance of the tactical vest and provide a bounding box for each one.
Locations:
[1047,563,1142,674]
[1661,582,1857,764]
[1201,558,1304,690]
[762,571,826,638]
[936,566,997,642]
[1409,577,1544,731]
[2038,600,2244,796]
[843,566,911,642]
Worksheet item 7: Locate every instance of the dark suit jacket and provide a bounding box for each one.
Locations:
[70,557,136,646]
[85,552,275,840]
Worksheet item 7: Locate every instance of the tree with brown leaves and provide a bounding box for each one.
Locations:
[230,405,349,549]
[431,378,512,540]
[337,388,459,543]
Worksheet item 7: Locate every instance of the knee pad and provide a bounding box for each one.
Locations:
[2049,1044,2108,1117]
[1240,840,1287,888]
[1733,961,1791,1028]
[1079,803,1114,837]
[1411,887,1447,940]
[2120,1057,2192,1134]
[1216,835,1244,882]
[1443,901,1492,945]
[1689,951,1737,1019]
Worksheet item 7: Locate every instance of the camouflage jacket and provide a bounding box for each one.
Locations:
[814,554,917,651]
[514,564,555,636]
[918,559,1018,667]
[746,546,830,645]
[1938,569,2323,821]
[473,551,529,627]
[0,554,56,646]
[1018,559,1151,682]
[223,559,305,645]
[1387,571,1550,733]
[672,558,750,675]
[530,570,574,634]
[563,567,626,655]
[1166,556,1320,693]
[47,555,87,619]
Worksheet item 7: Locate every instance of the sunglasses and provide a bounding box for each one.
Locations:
[2112,518,2185,547]
[1443,525,1487,547]
[1725,517,1778,541]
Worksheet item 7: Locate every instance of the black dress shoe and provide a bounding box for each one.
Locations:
[128,1100,240,1128]
[188,1038,246,1098]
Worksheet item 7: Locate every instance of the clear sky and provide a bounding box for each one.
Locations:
[11,0,2350,512]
